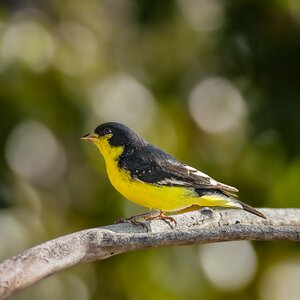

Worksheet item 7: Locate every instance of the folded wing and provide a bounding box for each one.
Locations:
[120,144,238,195]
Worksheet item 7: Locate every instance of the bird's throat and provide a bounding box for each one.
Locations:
[95,140,124,162]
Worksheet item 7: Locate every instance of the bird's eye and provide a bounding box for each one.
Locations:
[103,128,112,135]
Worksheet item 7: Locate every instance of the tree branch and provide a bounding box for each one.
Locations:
[0,208,300,299]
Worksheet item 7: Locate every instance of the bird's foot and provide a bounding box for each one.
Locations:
[145,210,177,227]
[115,212,151,231]
[115,210,177,230]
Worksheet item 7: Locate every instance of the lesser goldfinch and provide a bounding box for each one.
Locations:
[81,122,266,224]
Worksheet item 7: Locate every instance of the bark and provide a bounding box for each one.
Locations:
[0,208,300,299]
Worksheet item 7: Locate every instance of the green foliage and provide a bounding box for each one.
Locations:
[0,1,299,299]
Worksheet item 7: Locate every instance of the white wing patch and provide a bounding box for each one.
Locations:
[157,178,188,186]
[184,165,218,186]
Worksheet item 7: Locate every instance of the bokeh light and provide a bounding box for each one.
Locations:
[260,259,300,300]
[0,212,28,257]
[199,241,257,290]
[90,73,157,131]
[177,0,224,32]
[188,77,247,134]
[5,121,66,186]
[288,0,300,26]
[0,208,45,260]
[53,22,100,76]
[12,273,90,300]
[0,19,55,72]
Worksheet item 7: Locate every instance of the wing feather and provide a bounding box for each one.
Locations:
[119,143,239,195]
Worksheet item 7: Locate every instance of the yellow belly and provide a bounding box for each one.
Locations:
[107,164,196,211]
[104,153,235,212]
[96,143,237,212]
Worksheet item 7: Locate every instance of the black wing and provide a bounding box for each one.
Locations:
[118,143,238,193]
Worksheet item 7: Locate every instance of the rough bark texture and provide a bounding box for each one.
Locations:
[0,208,300,299]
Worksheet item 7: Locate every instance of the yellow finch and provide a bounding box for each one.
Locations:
[81,122,266,224]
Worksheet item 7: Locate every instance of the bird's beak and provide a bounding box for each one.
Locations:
[80,133,99,142]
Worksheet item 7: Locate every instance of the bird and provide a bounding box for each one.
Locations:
[81,122,266,225]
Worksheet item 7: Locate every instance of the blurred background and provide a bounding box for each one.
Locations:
[0,0,299,299]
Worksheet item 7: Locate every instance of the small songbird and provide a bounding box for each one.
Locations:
[81,122,266,224]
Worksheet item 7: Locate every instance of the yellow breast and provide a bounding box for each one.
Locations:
[94,141,196,211]
[95,140,238,212]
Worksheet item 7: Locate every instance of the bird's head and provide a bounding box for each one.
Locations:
[81,122,143,158]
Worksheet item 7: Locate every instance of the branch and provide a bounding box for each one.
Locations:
[1,208,300,299]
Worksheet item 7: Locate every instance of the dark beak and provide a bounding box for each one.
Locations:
[80,133,99,142]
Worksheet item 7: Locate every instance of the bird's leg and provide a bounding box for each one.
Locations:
[115,211,153,223]
[145,210,177,226]
[115,211,156,230]
[115,210,177,229]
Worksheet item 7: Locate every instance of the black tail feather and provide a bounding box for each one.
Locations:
[238,201,267,219]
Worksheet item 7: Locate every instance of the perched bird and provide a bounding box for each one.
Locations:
[81,122,266,224]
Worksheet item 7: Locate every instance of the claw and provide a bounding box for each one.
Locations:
[115,218,126,224]
[115,214,149,231]
[115,210,177,230]
[146,210,177,227]
[159,215,177,226]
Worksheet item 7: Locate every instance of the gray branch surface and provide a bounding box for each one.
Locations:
[1,208,300,299]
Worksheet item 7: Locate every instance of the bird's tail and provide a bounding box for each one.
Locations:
[237,200,266,219]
